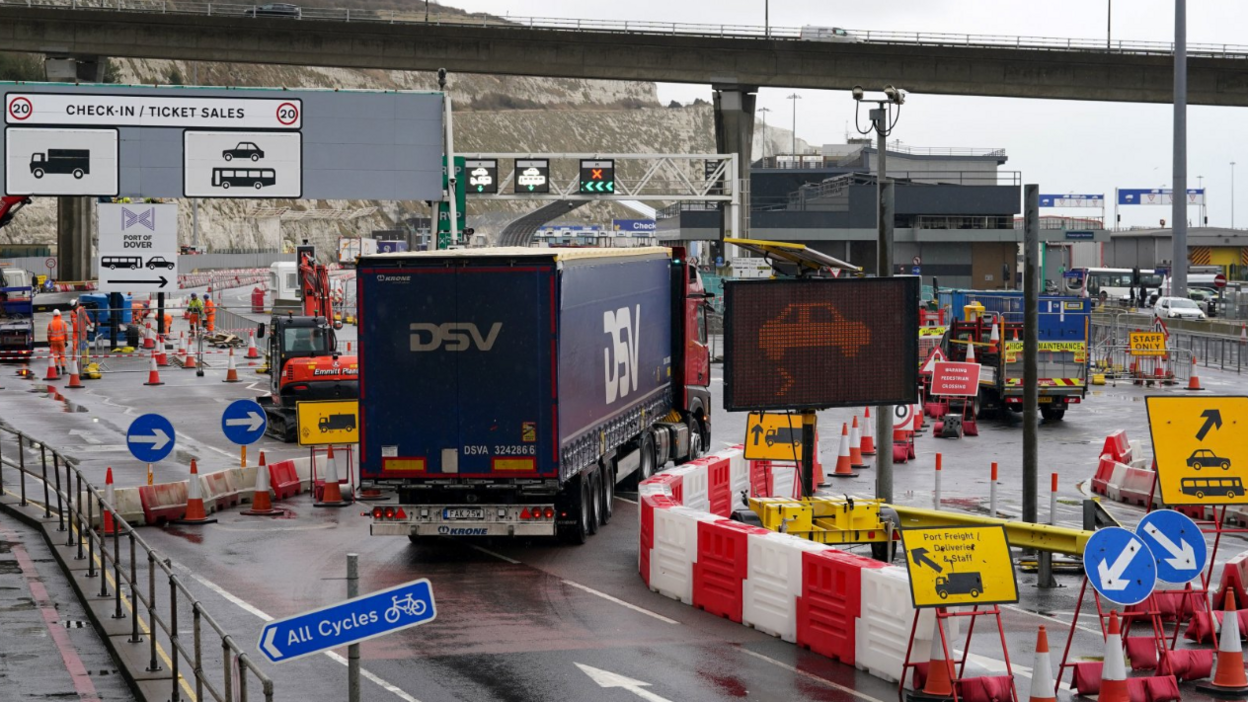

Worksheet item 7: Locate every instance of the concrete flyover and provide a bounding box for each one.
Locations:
[3,3,1248,106]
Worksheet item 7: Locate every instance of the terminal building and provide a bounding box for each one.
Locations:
[658,140,1108,289]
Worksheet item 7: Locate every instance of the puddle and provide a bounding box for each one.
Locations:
[26,385,88,413]
[159,526,204,544]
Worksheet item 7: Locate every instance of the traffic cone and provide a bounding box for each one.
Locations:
[849,416,865,467]
[813,430,827,485]
[1027,626,1057,702]
[988,320,1000,354]
[64,357,84,389]
[922,620,956,697]
[830,423,858,478]
[181,336,196,369]
[154,334,168,367]
[1197,590,1248,695]
[1098,611,1129,702]
[44,354,59,381]
[966,340,977,363]
[861,407,877,455]
[102,467,119,535]
[1188,355,1204,391]
[315,446,350,507]
[222,347,240,383]
[174,460,217,525]
[143,322,155,349]
[246,329,260,359]
[1241,323,1247,345]
[242,452,281,516]
[144,353,164,386]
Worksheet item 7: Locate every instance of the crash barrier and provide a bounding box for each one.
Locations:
[0,426,276,701]
[639,446,953,689]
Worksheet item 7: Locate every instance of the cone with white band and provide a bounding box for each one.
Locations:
[246,329,260,359]
[922,620,955,697]
[143,322,155,349]
[830,422,857,478]
[1197,589,1248,695]
[102,467,119,534]
[44,354,59,381]
[849,415,865,467]
[222,347,240,383]
[173,460,217,525]
[65,356,84,389]
[1028,626,1057,702]
[242,451,281,516]
[861,406,877,455]
[1098,611,1129,702]
[144,352,164,386]
[1188,354,1204,391]
[315,446,350,507]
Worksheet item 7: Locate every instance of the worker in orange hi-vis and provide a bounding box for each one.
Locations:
[47,309,69,375]
[204,294,216,334]
[70,299,91,368]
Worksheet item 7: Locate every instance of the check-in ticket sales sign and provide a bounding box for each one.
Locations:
[930,361,981,397]
[6,93,301,129]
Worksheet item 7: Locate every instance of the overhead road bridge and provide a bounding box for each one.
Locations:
[3,3,1248,106]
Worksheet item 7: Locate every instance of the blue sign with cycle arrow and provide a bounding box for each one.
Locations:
[1084,527,1157,605]
[221,399,267,446]
[126,413,175,463]
[258,578,436,664]
[1137,510,1207,584]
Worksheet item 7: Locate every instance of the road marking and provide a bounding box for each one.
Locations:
[614,495,639,505]
[466,544,678,624]
[174,564,424,702]
[738,648,888,702]
[1003,604,1102,636]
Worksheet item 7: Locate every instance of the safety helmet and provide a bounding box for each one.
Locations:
[204,294,210,301]
[53,309,61,316]
[69,298,77,307]
[191,293,198,299]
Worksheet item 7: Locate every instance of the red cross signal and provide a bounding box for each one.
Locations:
[591,169,603,180]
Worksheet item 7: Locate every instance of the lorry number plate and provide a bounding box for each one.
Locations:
[443,508,485,520]
[1037,396,1053,403]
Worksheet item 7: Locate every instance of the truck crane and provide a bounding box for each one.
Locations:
[256,248,358,442]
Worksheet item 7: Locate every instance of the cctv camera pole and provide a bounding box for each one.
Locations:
[1171,0,1188,299]
[439,68,459,247]
[873,103,894,509]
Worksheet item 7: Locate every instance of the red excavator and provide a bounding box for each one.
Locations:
[256,248,358,442]
[0,196,31,230]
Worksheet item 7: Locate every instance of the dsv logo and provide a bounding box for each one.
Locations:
[410,323,502,352]
[603,305,640,404]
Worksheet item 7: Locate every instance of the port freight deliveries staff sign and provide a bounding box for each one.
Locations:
[901,525,1018,608]
[2,84,442,200]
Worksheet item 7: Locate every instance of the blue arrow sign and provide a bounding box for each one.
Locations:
[1084,527,1157,605]
[258,579,436,664]
[221,399,267,446]
[127,413,175,463]
[1137,510,1207,584]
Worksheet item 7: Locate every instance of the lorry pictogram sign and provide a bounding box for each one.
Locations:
[296,399,360,446]
[901,525,1018,608]
[1147,396,1248,505]
[743,412,802,461]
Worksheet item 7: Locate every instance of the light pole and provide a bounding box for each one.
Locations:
[758,107,772,160]
[765,0,769,38]
[1107,0,1112,49]
[1233,161,1237,228]
[787,93,801,159]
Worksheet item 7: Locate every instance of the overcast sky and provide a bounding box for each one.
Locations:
[440,0,1248,229]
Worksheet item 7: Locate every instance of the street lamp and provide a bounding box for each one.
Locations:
[758,107,772,160]
[787,93,801,160]
[1233,161,1237,228]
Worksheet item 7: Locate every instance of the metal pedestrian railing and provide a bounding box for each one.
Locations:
[0,426,275,702]
[1090,345,1194,385]
[1092,315,1245,374]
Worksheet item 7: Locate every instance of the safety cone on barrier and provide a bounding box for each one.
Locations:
[861,407,877,455]
[1098,611,1130,702]
[1027,626,1057,702]
[144,353,164,386]
[246,329,260,359]
[173,460,217,525]
[242,452,282,516]
[1197,590,1248,696]
[988,319,1000,354]
[102,467,120,535]
[966,340,977,363]
[44,354,59,381]
[1188,355,1204,391]
[921,622,956,698]
[849,416,865,467]
[315,446,351,507]
[830,423,858,478]
[222,347,241,383]
[64,357,84,389]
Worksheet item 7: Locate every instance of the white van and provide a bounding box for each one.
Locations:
[799,26,861,43]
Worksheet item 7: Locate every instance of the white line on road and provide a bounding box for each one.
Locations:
[466,543,521,564]
[174,564,424,702]
[738,648,888,702]
[614,495,639,505]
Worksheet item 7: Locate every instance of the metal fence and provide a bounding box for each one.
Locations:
[1090,345,1194,385]
[1092,313,1245,373]
[0,427,275,701]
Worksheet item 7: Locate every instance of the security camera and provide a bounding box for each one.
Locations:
[883,85,906,105]
[851,86,864,101]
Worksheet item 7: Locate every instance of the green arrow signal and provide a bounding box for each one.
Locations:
[527,184,535,191]
[606,181,614,193]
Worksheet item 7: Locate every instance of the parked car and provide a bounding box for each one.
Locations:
[1153,296,1206,320]
[1188,288,1218,315]
[222,142,265,162]
[799,26,862,43]
[243,3,301,18]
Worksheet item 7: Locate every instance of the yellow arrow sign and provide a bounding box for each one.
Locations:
[901,525,1018,608]
[743,412,803,461]
[1147,396,1248,505]
[296,400,360,446]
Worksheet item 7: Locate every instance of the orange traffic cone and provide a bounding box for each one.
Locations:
[861,407,877,455]
[830,423,857,478]
[181,337,196,370]
[1241,323,1247,345]
[1197,590,1248,695]
[246,329,260,359]
[966,340,977,363]
[143,322,155,349]
[174,460,217,525]
[922,620,956,697]
[154,334,169,367]
[1187,355,1204,391]
[988,320,1000,354]
[44,354,59,381]
[1098,611,1129,702]
[849,416,865,467]
[222,347,240,383]
[1028,626,1057,702]
[102,467,119,535]
[144,353,164,386]
[242,452,282,516]
[315,446,350,507]
[64,357,84,389]
[814,430,829,486]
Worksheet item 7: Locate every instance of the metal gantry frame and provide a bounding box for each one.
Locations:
[456,152,741,238]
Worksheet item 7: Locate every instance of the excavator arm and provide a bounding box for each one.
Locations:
[0,197,32,230]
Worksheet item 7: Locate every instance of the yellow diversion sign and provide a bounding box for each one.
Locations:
[743,412,803,461]
[901,525,1019,608]
[1129,332,1168,357]
[1148,396,1248,505]
[296,400,360,446]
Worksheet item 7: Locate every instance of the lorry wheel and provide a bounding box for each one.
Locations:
[587,472,601,535]
[600,461,614,524]
[687,417,704,460]
[558,476,590,545]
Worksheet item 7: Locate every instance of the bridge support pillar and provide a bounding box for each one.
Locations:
[712,85,756,260]
[46,55,106,282]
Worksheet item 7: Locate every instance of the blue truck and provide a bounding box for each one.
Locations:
[359,247,713,543]
[0,268,35,358]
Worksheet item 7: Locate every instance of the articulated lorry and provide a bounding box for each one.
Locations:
[360,247,712,543]
[0,268,35,357]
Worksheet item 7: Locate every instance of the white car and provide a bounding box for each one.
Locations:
[1154,296,1206,320]
[799,26,862,43]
